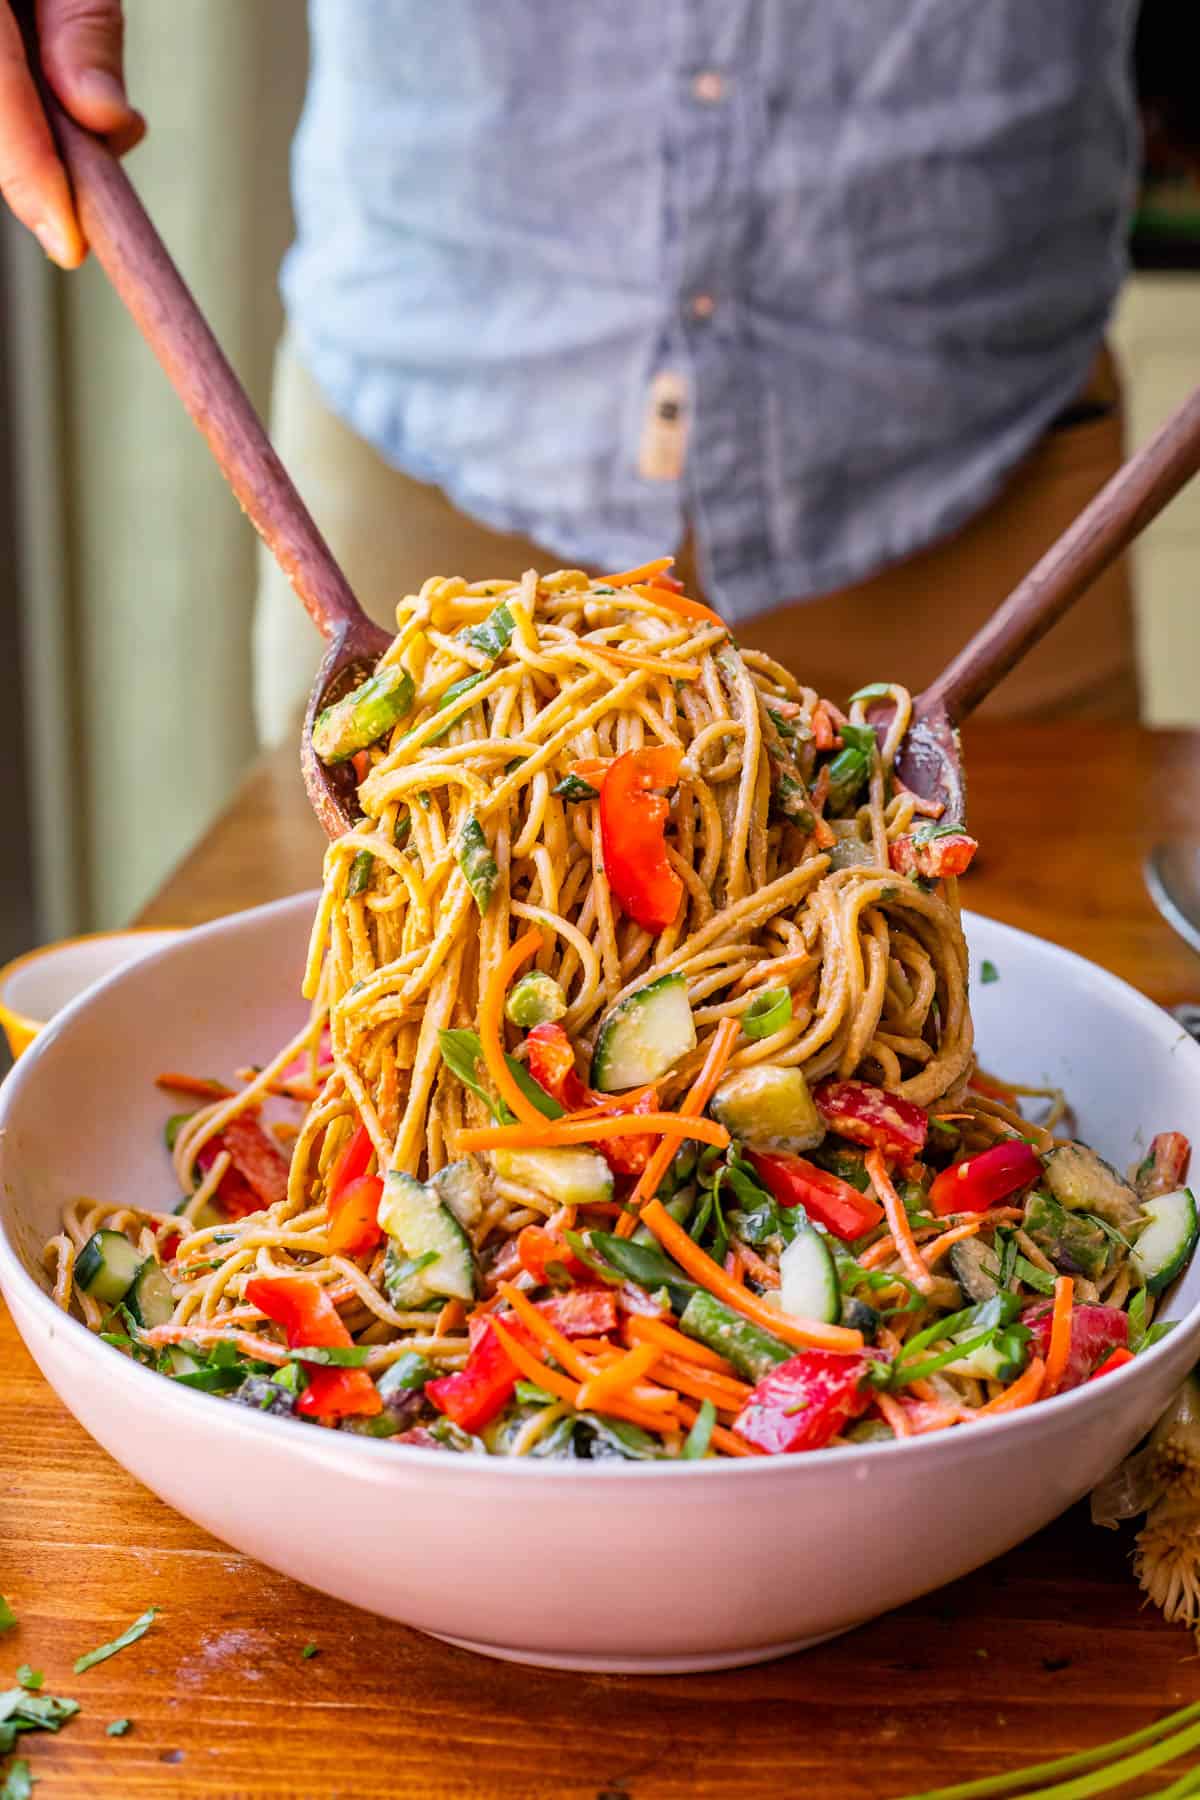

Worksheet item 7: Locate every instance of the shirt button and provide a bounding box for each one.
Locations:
[691,70,726,103]
[690,293,716,321]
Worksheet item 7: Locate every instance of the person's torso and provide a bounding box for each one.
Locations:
[285,0,1138,615]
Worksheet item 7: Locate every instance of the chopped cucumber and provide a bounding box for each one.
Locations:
[75,1230,142,1306]
[710,1065,825,1153]
[505,971,567,1028]
[383,1244,440,1309]
[378,1171,476,1303]
[1133,1187,1199,1295]
[491,1147,612,1208]
[590,973,695,1092]
[125,1258,175,1329]
[943,1330,1029,1384]
[777,1224,839,1324]
[161,1345,204,1376]
[430,1156,485,1230]
[311,663,415,763]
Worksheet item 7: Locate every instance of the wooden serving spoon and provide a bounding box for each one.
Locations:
[25,12,1200,836]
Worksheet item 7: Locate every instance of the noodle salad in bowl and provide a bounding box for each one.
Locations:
[45,560,1197,1461]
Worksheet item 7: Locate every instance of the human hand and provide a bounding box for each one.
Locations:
[0,0,143,268]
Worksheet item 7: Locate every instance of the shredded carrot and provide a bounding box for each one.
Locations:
[576,1339,662,1410]
[812,703,836,752]
[735,1241,781,1290]
[724,1247,746,1286]
[975,1355,1046,1417]
[675,1400,763,1458]
[873,1392,913,1438]
[968,1070,1018,1102]
[639,1199,864,1353]
[497,1281,593,1381]
[623,1313,736,1376]
[155,1072,234,1100]
[865,1151,934,1295]
[435,1298,466,1336]
[479,927,547,1128]
[604,555,676,587]
[1040,1275,1075,1398]
[616,1017,741,1238]
[490,1319,678,1436]
[922,1220,983,1268]
[858,1234,899,1271]
[570,758,610,779]
[457,1112,730,1154]
[630,583,728,631]
[654,1355,752,1410]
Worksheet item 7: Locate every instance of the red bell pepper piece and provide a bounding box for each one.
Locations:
[1023,1301,1129,1394]
[525,1023,588,1111]
[596,1087,660,1176]
[434,1288,621,1431]
[1138,1131,1192,1200]
[195,1114,290,1220]
[734,1350,876,1453]
[1090,1347,1135,1381]
[599,746,684,933]
[889,832,978,881]
[747,1150,885,1241]
[279,1025,334,1087]
[928,1140,1042,1217]
[813,1079,928,1162]
[245,1274,382,1420]
[648,571,685,593]
[516,1226,587,1287]
[327,1173,385,1256]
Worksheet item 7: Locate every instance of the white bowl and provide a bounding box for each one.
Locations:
[0,928,181,1059]
[2,893,1199,1674]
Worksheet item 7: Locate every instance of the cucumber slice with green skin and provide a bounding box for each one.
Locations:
[382,1244,440,1310]
[125,1258,175,1329]
[943,1331,1029,1384]
[710,1066,825,1154]
[378,1171,476,1303]
[491,1147,613,1208]
[777,1224,839,1324]
[1133,1187,1199,1295]
[430,1156,485,1229]
[590,973,696,1092]
[75,1230,142,1305]
[311,663,415,763]
[161,1345,203,1376]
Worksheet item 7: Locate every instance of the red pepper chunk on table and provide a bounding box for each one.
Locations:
[813,1079,928,1163]
[244,1273,382,1420]
[734,1350,876,1454]
[928,1140,1042,1216]
[889,832,978,881]
[599,746,684,933]
[747,1150,885,1242]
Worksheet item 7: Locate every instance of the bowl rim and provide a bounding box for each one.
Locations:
[2,890,1198,1484]
[0,925,183,1040]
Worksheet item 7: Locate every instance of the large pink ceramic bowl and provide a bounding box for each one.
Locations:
[2,893,1199,1673]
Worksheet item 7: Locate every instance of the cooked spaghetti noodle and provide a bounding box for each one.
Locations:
[46,563,1193,1458]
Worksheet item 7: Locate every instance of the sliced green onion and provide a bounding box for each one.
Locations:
[73,1607,158,1674]
[681,1397,717,1460]
[848,682,892,702]
[742,987,792,1040]
[347,849,374,897]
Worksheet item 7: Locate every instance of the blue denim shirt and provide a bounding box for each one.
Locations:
[284,1,1138,621]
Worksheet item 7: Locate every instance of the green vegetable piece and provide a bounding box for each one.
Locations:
[505,970,567,1028]
[552,773,600,803]
[311,663,415,764]
[741,987,793,1042]
[679,1289,792,1381]
[437,1027,563,1123]
[586,1230,697,1314]
[1,1761,33,1800]
[14,1670,40,1692]
[164,1110,194,1152]
[301,1644,319,1660]
[824,722,876,811]
[980,959,1000,985]
[771,772,815,832]
[106,1718,132,1736]
[347,849,374,897]
[681,1397,717,1460]
[1023,1191,1110,1280]
[459,602,516,661]
[73,1606,158,1674]
[426,671,488,745]
[847,682,892,702]
[0,1597,15,1632]
[457,813,498,914]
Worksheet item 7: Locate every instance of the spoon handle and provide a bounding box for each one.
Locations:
[923,380,1200,726]
[15,7,365,644]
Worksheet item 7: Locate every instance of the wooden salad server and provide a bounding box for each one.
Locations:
[23,0,1200,836]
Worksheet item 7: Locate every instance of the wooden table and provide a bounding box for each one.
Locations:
[6,721,1200,1799]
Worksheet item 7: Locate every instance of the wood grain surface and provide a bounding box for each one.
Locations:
[5,720,1200,1800]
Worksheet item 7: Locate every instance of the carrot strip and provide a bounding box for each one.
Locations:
[1041,1276,1075,1398]
[435,1298,466,1336]
[497,1281,592,1381]
[603,556,675,587]
[865,1151,934,1296]
[616,1017,741,1238]
[724,1247,746,1285]
[654,1355,752,1410]
[975,1355,1046,1417]
[923,1220,983,1268]
[490,1320,678,1436]
[457,1112,729,1153]
[812,703,836,752]
[874,1392,913,1439]
[675,1400,763,1458]
[639,1199,864,1353]
[576,1339,661,1410]
[623,1313,736,1376]
[155,1072,234,1100]
[858,1234,899,1271]
[479,927,547,1128]
[630,584,728,631]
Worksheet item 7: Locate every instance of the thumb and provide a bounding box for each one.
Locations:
[38,0,144,147]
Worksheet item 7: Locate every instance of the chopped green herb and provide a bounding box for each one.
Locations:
[1013,1255,1056,1296]
[0,1761,34,1800]
[824,722,876,810]
[459,602,516,661]
[552,773,600,803]
[911,820,966,846]
[0,1599,15,1633]
[1127,1285,1148,1350]
[1138,1320,1177,1354]
[14,1671,40,1693]
[514,1379,558,1405]
[426,671,488,744]
[417,790,432,811]
[456,812,498,913]
[285,1345,371,1367]
[393,811,411,848]
[106,1718,132,1736]
[437,1027,562,1124]
[772,771,815,832]
[979,959,1000,985]
[73,1607,158,1675]
[681,1397,717,1460]
[766,708,799,742]
[301,1644,319,1660]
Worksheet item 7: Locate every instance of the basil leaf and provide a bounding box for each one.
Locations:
[459,602,516,661]
[1127,1285,1148,1351]
[285,1346,371,1367]
[73,1607,157,1675]
[437,1027,563,1123]
[552,773,600,803]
